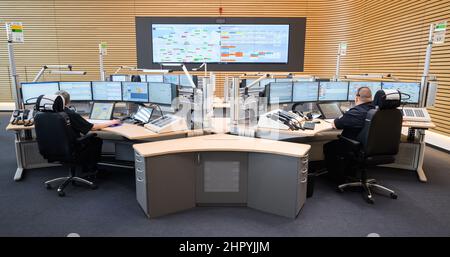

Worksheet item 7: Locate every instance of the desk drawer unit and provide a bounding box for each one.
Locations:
[135,152,148,216]
[248,153,308,219]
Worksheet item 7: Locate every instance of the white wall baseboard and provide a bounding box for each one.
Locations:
[0,102,15,111]
[425,130,450,152]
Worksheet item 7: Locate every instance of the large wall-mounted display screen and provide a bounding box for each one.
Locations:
[152,24,289,63]
[136,17,306,71]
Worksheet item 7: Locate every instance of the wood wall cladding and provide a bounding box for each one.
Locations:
[0,0,448,135]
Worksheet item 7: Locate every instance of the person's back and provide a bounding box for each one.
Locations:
[324,87,376,183]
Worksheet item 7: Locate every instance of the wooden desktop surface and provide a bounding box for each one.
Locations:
[133,133,311,158]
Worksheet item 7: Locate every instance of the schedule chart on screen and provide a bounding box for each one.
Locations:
[381,82,421,103]
[293,82,319,102]
[268,82,293,104]
[122,82,149,102]
[92,82,122,101]
[152,24,289,63]
[21,82,60,104]
[319,82,349,101]
[59,82,92,101]
[348,82,382,101]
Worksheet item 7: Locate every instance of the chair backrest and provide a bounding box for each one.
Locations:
[34,95,77,162]
[357,89,403,156]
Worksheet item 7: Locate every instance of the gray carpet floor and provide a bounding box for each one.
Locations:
[0,112,449,237]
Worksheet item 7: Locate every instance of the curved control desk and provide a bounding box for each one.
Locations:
[133,134,311,219]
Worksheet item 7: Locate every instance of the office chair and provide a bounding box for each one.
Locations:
[337,89,402,203]
[34,94,98,197]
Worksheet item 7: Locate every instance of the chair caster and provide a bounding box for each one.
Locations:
[58,190,65,197]
[365,195,374,204]
[45,184,52,190]
[390,193,398,199]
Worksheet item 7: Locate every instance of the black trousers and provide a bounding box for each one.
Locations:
[323,139,357,184]
[77,136,103,172]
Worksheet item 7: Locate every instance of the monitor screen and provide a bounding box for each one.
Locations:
[318,82,349,101]
[268,82,293,104]
[21,82,60,104]
[152,24,289,63]
[179,75,197,87]
[122,82,149,102]
[92,82,122,101]
[148,82,176,105]
[348,82,382,101]
[90,102,115,120]
[163,74,180,85]
[146,75,164,83]
[59,81,92,101]
[293,82,319,102]
[111,74,128,82]
[382,82,421,103]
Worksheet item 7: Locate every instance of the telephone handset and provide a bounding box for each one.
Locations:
[10,109,34,126]
[260,109,305,131]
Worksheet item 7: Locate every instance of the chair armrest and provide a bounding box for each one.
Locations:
[338,135,361,153]
[76,133,97,144]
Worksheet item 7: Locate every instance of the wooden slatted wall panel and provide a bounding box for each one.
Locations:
[358,0,450,135]
[0,0,448,135]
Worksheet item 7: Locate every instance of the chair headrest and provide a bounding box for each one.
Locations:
[373,89,401,110]
[35,94,65,112]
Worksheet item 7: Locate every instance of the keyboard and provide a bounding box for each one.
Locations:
[150,115,176,127]
[400,107,431,122]
[86,119,111,124]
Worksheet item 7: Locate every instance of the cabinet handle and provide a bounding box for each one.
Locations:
[136,168,143,173]
[135,158,143,163]
[137,177,144,182]
[300,178,307,183]
[301,168,308,174]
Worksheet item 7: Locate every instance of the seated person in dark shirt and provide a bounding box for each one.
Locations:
[56,90,120,174]
[324,87,375,183]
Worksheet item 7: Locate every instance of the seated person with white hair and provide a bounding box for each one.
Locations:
[56,90,120,175]
[324,87,375,184]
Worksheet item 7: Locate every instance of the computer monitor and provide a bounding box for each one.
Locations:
[122,82,149,103]
[348,82,382,101]
[59,81,92,101]
[317,102,343,119]
[92,82,122,101]
[382,82,421,104]
[179,75,198,87]
[146,75,164,83]
[148,82,177,105]
[110,74,129,82]
[89,102,115,120]
[267,82,293,104]
[21,82,60,104]
[293,82,319,102]
[163,74,180,85]
[318,82,349,101]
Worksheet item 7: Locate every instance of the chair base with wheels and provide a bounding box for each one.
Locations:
[45,165,97,197]
[338,177,397,204]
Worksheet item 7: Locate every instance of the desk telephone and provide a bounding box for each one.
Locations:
[258,109,316,131]
[10,109,34,126]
